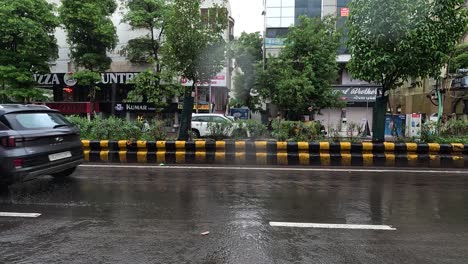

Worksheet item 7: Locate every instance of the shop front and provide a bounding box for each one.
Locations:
[36,71,229,119]
[317,85,380,135]
[180,68,229,114]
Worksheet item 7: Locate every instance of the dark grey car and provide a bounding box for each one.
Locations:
[0,104,83,186]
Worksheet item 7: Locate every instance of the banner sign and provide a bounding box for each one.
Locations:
[265,38,286,48]
[114,103,157,113]
[34,72,140,87]
[45,102,100,114]
[332,86,380,102]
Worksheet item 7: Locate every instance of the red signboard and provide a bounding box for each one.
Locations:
[340,8,349,17]
[46,102,100,114]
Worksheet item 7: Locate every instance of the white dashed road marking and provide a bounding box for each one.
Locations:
[270,222,397,231]
[0,212,41,218]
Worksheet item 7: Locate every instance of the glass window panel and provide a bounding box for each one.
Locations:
[266,7,281,17]
[266,17,281,27]
[295,0,307,8]
[282,7,294,17]
[266,28,289,38]
[266,0,281,7]
[281,17,295,27]
[282,0,295,7]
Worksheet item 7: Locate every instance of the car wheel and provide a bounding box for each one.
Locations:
[51,167,77,178]
[191,129,201,139]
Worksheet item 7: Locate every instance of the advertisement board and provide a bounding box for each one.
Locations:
[230,108,250,120]
[385,114,406,137]
[406,113,422,138]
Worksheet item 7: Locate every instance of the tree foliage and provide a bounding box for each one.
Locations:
[230,32,263,111]
[163,0,228,140]
[348,0,467,90]
[450,42,468,74]
[163,0,228,86]
[257,16,343,120]
[121,0,167,64]
[0,88,48,104]
[126,70,182,108]
[60,0,118,114]
[0,0,58,102]
[121,0,180,109]
[60,0,118,72]
[347,0,467,140]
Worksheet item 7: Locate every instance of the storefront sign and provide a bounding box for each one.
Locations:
[101,73,138,84]
[114,103,157,113]
[333,86,380,102]
[180,68,227,87]
[34,73,63,86]
[45,102,100,114]
[265,38,286,48]
[177,103,212,111]
[34,72,140,86]
[230,108,250,120]
[340,8,350,17]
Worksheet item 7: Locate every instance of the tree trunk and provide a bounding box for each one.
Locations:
[372,93,389,142]
[89,86,95,120]
[177,88,194,140]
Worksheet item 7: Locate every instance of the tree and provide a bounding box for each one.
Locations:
[60,0,118,114]
[347,0,467,141]
[163,0,228,140]
[126,70,182,109]
[230,32,263,111]
[121,0,181,110]
[121,0,166,66]
[0,0,58,103]
[257,16,344,121]
[449,43,468,74]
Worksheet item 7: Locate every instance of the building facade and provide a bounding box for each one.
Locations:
[41,0,234,123]
[263,0,377,134]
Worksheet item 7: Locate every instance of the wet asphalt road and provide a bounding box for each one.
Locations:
[1,166,468,264]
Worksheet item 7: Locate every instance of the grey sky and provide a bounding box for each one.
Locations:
[231,0,264,36]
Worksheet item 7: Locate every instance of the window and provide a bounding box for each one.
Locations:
[266,17,281,27]
[282,7,295,17]
[295,0,321,23]
[200,8,228,27]
[282,0,295,7]
[266,0,297,28]
[266,7,281,17]
[4,112,71,130]
[266,0,282,7]
[0,119,9,130]
[192,116,211,122]
[281,17,295,27]
[337,0,351,8]
[212,116,229,123]
[266,28,289,38]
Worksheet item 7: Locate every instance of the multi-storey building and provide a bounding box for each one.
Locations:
[39,0,234,123]
[263,0,379,134]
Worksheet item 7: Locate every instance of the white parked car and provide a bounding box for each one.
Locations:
[191,114,248,138]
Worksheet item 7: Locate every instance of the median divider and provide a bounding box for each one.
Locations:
[81,141,467,168]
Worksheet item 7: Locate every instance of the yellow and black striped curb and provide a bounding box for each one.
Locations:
[81,141,467,168]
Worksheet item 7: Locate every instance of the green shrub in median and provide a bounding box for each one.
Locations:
[207,121,234,140]
[66,116,167,141]
[236,120,268,140]
[421,118,468,144]
[271,120,323,141]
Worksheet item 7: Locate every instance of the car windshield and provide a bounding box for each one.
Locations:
[2,112,72,130]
